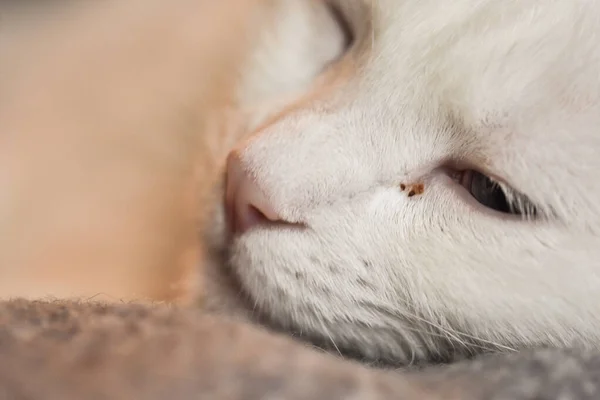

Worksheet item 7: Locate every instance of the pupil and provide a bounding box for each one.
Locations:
[470,171,513,214]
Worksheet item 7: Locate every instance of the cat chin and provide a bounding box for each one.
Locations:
[226,224,480,366]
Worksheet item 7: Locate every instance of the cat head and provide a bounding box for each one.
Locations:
[221,0,600,365]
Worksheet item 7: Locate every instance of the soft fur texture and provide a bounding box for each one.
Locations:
[222,0,600,365]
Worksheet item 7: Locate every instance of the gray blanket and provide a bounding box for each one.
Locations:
[0,299,597,400]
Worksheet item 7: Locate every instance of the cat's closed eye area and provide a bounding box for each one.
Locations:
[442,167,539,219]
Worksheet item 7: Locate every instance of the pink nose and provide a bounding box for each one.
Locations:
[225,152,282,234]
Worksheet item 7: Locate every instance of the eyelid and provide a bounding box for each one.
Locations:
[446,159,534,209]
[443,160,542,220]
[492,179,540,219]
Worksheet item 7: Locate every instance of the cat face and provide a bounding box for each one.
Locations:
[222,0,600,365]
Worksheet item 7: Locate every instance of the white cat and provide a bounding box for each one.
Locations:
[218,0,600,365]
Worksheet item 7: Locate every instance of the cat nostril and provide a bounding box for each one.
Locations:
[225,152,283,234]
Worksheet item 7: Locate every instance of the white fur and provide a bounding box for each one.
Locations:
[224,0,600,365]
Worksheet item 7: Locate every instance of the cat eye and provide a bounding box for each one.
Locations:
[465,170,511,213]
[458,170,538,217]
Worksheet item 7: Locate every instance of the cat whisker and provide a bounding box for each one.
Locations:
[396,306,518,354]
[325,330,344,358]
[365,301,516,359]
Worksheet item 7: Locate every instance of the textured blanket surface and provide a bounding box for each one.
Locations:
[0,299,598,400]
